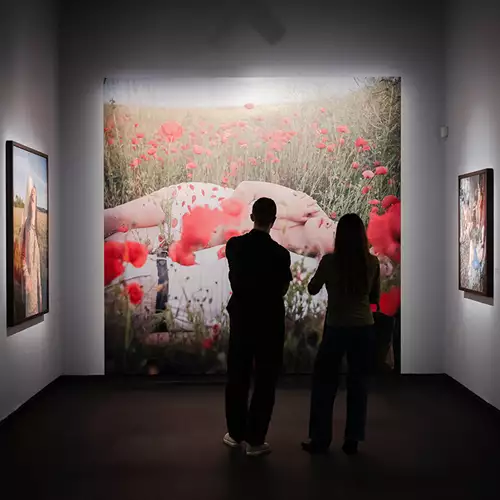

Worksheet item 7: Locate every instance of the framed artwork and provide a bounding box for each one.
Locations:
[6,141,49,327]
[458,168,494,297]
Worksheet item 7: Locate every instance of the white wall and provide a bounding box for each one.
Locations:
[444,1,500,409]
[60,0,446,375]
[0,0,61,421]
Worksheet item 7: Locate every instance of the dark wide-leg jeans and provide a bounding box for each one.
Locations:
[225,312,284,446]
[308,324,374,446]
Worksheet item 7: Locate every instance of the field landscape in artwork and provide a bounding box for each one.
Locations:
[103,77,402,375]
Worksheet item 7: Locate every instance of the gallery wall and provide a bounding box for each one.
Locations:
[445,0,500,409]
[59,0,446,375]
[0,0,61,421]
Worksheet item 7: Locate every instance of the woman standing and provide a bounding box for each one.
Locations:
[20,176,42,317]
[302,214,380,455]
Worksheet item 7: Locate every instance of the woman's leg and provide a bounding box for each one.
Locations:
[308,326,347,447]
[345,326,374,442]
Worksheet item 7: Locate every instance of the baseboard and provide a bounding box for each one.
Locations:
[444,374,500,416]
[0,376,62,427]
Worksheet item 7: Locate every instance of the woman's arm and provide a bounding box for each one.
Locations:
[232,181,324,222]
[369,258,381,306]
[104,186,175,236]
[307,255,329,295]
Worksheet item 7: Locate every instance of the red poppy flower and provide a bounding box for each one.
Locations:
[104,241,126,285]
[193,145,203,155]
[379,286,400,316]
[221,177,229,184]
[147,148,157,155]
[159,121,183,142]
[336,125,350,134]
[355,137,368,149]
[320,128,328,135]
[244,103,255,109]
[327,144,335,152]
[362,145,371,151]
[134,123,139,128]
[147,140,158,147]
[362,170,375,179]
[352,162,360,169]
[330,212,337,219]
[320,107,326,113]
[124,241,148,268]
[316,142,326,149]
[381,195,400,210]
[374,161,381,167]
[202,338,214,349]
[136,133,145,139]
[224,229,241,241]
[187,173,193,179]
[367,202,401,262]
[368,199,380,205]
[375,166,388,175]
[221,198,245,218]
[168,241,196,266]
[361,186,372,195]
[339,138,345,145]
[130,159,140,168]
[186,162,197,170]
[125,282,144,305]
[131,138,138,145]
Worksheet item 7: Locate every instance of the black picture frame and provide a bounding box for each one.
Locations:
[6,141,49,327]
[458,168,494,297]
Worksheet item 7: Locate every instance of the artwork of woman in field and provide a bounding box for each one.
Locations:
[9,142,49,326]
[104,77,401,374]
[20,177,43,317]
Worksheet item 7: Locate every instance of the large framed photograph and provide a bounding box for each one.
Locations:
[6,141,49,327]
[458,169,494,297]
[103,77,401,375]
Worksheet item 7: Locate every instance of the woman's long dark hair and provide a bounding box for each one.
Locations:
[333,213,370,296]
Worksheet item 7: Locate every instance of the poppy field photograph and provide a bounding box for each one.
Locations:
[103,77,401,375]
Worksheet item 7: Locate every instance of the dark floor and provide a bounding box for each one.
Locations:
[0,376,499,500]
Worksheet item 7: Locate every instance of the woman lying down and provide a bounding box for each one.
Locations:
[104,181,338,338]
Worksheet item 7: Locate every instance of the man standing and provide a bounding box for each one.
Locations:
[223,197,292,457]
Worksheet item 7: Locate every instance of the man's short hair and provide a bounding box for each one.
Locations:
[252,197,277,226]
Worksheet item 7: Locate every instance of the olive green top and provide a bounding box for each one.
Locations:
[308,253,381,327]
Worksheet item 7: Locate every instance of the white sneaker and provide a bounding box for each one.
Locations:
[246,442,271,457]
[223,433,242,448]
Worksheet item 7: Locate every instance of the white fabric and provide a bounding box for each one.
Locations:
[119,245,327,331]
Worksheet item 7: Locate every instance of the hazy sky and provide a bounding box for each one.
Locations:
[104,77,367,108]
[13,146,48,210]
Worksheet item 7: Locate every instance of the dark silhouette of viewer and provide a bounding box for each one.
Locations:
[223,197,292,457]
[302,213,380,456]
